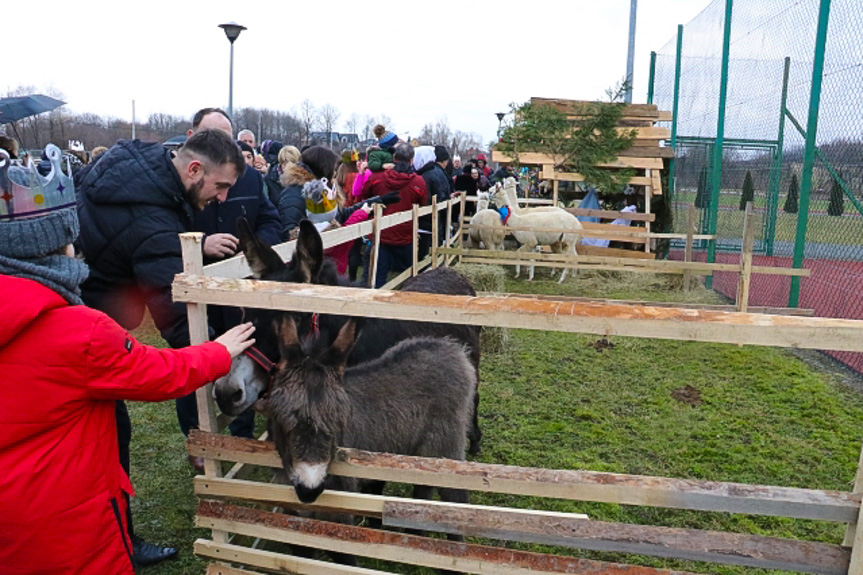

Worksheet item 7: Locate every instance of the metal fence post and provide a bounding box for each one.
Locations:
[669,25,684,200]
[766,57,791,257]
[789,0,832,308]
[647,51,657,104]
[706,0,734,290]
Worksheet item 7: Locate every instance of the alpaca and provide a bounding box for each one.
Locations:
[466,187,505,251]
[490,182,583,283]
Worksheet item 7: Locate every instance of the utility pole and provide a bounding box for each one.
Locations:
[625,0,638,103]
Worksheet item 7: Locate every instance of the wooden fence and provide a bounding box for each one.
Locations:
[174,196,863,574]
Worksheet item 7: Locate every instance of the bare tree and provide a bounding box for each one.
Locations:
[318,104,341,148]
[299,99,316,144]
[344,113,359,136]
[418,123,434,145]
[432,117,452,147]
[362,115,376,141]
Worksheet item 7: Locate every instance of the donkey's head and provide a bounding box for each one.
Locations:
[267,313,359,503]
[213,219,341,416]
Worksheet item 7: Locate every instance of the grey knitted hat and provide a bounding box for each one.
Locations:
[0,145,80,258]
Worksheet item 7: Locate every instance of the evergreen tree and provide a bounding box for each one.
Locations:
[783,173,799,214]
[828,175,844,216]
[695,165,709,209]
[739,171,754,211]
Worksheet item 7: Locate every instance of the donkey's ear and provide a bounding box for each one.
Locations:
[238,217,284,279]
[277,314,304,362]
[324,318,360,368]
[294,220,324,283]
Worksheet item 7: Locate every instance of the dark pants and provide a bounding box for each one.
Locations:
[374,243,413,288]
[176,393,255,438]
[116,401,134,538]
[348,239,363,283]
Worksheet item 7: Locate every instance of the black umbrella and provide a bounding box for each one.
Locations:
[0,94,66,124]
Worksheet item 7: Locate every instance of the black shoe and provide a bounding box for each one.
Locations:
[131,535,178,568]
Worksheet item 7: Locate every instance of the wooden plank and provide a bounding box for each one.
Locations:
[411,204,419,277]
[196,500,697,575]
[481,292,815,317]
[577,245,656,259]
[176,268,863,351]
[737,202,757,312]
[201,205,432,280]
[684,205,696,292]
[197,541,390,575]
[645,181,653,253]
[195,475,585,522]
[384,501,849,574]
[431,196,439,269]
[369,204,382,288]
[206,562,269,575]
[651,169,664,196]
[187,433,861,522]
[436,246,807,277]
[493,151,664,169]
[620,146,676,159]
[565,207,656,222]
[541,166,652,186]
[530,97,662,118]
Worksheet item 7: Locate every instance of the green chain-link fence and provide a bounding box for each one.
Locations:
[651,0,863,373]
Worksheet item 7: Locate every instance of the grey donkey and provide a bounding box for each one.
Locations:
[264,313,475,513]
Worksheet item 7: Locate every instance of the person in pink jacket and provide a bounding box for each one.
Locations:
[0,147,255,574]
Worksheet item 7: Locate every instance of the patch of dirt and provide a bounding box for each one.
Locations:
[588,338,615,352]
[671,384,703,407]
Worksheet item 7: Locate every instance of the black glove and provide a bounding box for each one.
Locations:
[365,191,401,206]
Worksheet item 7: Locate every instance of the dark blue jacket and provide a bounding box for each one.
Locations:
[76,139,203,348]
[192,165,281,334]
[416,162,452,236]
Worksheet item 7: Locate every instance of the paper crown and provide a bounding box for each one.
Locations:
[0,144,75,221]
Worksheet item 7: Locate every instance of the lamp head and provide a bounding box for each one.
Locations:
[219,22,247,43]
[495,112,506,122]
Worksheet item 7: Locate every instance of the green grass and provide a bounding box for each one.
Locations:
[128,268,863,574]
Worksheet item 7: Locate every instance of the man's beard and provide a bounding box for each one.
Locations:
[184,177,207,211]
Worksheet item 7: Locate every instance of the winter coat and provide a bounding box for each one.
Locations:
[0,275,231,575]
[367,149,394,172]
[263,164,284,207]
[76,139,202,348]
[361,167,427,245]
[278,163,315,241]
[416,162,452,234]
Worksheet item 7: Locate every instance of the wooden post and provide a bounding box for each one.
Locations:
[684,204,696,292]
[736,202,756,312]
[412,204,419,277]
[179,232,227,543]
[552,179,559,207]
[457,193,467,265]
[445,197,454,265]
[644,181,652,254]
[369,204,382,288]
[431,196,439,269]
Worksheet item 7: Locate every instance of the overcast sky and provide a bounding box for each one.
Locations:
[5,0,712,145]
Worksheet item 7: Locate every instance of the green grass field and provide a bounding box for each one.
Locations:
[128,268,863,574]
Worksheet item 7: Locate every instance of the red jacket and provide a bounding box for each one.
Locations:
[0,275,232,575]
[361,169,427,245]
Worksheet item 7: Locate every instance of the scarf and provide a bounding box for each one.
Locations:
[0,253,89,306]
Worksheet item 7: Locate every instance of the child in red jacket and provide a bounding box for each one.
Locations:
[0,147,255,574]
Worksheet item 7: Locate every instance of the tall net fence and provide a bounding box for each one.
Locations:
[652,0,863,373]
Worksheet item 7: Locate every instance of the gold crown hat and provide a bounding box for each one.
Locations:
[0,144,75,220]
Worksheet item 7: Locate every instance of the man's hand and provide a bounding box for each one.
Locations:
[214,322,256,358]
[254,154,268,174]
[203,233,239,258]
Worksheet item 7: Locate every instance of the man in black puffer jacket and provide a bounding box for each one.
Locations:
[76,129,245,568]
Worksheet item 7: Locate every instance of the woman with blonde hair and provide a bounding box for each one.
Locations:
[263,145,300,205]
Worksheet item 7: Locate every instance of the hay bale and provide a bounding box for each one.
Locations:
[453,263,510,355]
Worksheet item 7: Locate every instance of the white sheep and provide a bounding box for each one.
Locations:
[490,179,583,283]
[466,187,506,251]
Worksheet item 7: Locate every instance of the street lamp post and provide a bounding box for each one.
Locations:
[218,22,247,120]
[495,112,506,140]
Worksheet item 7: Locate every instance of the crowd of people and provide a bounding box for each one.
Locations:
[0,109,510,573]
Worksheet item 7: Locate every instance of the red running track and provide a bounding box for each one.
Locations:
[669,251,863,373]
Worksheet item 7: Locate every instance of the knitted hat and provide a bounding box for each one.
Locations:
[434,145,450,163]
[0,145,79,258]
[373,123,398,151]
[303,178,338,223]
[237,140,254,155]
